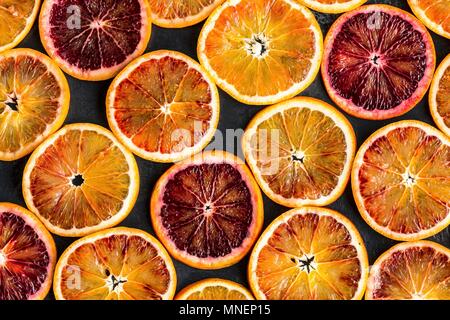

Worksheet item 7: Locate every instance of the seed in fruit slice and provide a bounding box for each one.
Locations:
[53,227,177,300]
[107,50,220,163]
[175,278,254,300]
[297,0,367,14]
[366,241,450,300]
[148,0,225,28]
[39,0,152,81]
[22,123,140,237]
[151,150,264,270]
[430,54,450,137]
[352,121,450,241]
[408,0,450,39]
[322,4,436,120]
[248,207,369,300]
[198,0,323,105]
[242,97,356,208]
[0,202,56,300]
[0,48,70,161]
[0,0,41,52]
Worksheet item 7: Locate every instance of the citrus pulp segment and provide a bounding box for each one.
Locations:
[408,0,450,39]
[297,0,367,14]
[175,278,254,300]
[429,54,450,137]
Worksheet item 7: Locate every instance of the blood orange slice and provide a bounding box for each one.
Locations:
[151,150,264,270]
[0,48,70,161]
[53,227,177,300]
[408,0,450,39]
[430,54,450,137]
[107,50,220,163]
[298,0,367,14]
[352,121,450,241]
[22,123,140,237]
[175,278,254,300]
[248,207,369,300]
[39,0,152,81]
[366,241,450,300]
[0,202,56,300]
[322,4,436,120]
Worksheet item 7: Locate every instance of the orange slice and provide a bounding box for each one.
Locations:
[248,207,369,300]
[148,0,226,28]
[107,50,220,163]
[151,150,264,270]
[53,227,177,300]
[0,202,56,300]
[0,48,70,161]
[408,0,450,39]
[175,278,254,300]
[197,0,323,105]
[352,120,450,241]
[22,123,140,237]
[242,97,356,208]
[0,0,41,52]
[298,0,367,14]
[366,241,450,300]
[430,54,450,136]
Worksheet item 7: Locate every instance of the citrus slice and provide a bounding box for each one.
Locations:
[176,278,254,300]
[0,0,41,52]
[0,48,70,161]
[322,4,436,120]
[39,0,152,81]
[408,0,450,39]
[242,97,356,208]
[0,202,56,300]
[148,0,226,28]
[22,123,140,237]
[352,120,450,241]
[106,50,220,163]
[151,150,264,270]
[366,241,450,300]
[197,0,323,105]
[297,0,367,14]
[53,227,177,300]
[430,54,450,137]
[248,207,369,300]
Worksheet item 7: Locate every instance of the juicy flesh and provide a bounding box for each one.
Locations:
[149,0,221,21]
[185,285,249,300]
[370,245,450,300]
[0,0,36,47]
[250,107,348,201]
[28,129,132,231]
[59,234,172,300]
[47,0,144,71]
[328,11,428,111]
[255,213,362,300]
[160,163,254,259]
[202,0,317,97]
[411,0,450,35]
[113,56,214,154]
[358,126,450,234]
[0,55,62,154]
[0,212,50,300]
[436,63,450,128]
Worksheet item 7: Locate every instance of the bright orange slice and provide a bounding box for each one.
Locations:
[0,0,41,52]
[175,278,254,300]
[430,54,450,136]
[53,227,177,300]
[107,50,220,163]
[148,0,226,28]
[298,0,367,13]
[0,48,70,161]
[242,97,356,208]
[366,241,450,300]
[408,0,450,39]
[198,0,323,105]
[22,123,140,237]
[352,120,450,241]
[248,207,369,300]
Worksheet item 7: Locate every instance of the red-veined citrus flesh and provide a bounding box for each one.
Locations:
[408,0,450,39]
[175,278,254,300]
[298,0,367,14]
[429,54,450,137]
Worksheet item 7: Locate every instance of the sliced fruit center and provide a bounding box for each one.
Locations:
[0,0,36,47]
[250,108,348,200]
[188,286,248,300]
[59,234,172,300]
[112,56,213,154]
[436,64,450,128]
[160,163,253,258]
[328,11,428,111]
[0,212,50,300]
[28,129,132,231]
[255,213,362,300]
[358,126,450,234]
[149,0,219,20]
[47,0,144,70]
